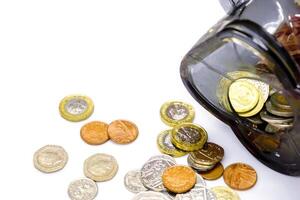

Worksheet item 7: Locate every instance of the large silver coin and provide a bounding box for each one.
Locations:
[260,110,294,124]
[132,191,173,200]
[175,185,216,200]
[124,170,148,193]
[84,153,118,182]
[196,174,206,187]
[68,178,98,200]
[141,155,176,191]
[265,101,294,117]
[33,145,68,173]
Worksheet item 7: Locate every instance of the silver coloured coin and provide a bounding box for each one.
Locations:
[65,98,88,115]
[132,191,173,200]
[33,145,68,173]
[124,170,148,193]
[196,174,206,187]
[260,110,294,124]
[141,155,176,191]
[265,101,294,117]
[166,104,189,120]
[246,115,263,125]
[68,178,98,200]
[175,186,216,200]
[84,153,118,182]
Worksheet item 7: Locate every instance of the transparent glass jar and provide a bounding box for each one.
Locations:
[180,0,300,175]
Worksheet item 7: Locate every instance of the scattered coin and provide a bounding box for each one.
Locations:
[228,79,259,113]
[107,120,139,144]
[59,95,94,122]
[265,101,293,117]
[132,191,173,200]
[211,186,240,200]
[189,142,224,166]
[67,178,98,200]
[171,123,208,152]
[160,101,195,127]
[80,121,109,145]
[84,153,118,182]
[157,129,187,157]
[124,170,148,193]
[223,163,257,190]
[175,185,217,200]
[162,165,196,194]
[196,174,207,187]
[33,145,68,173]
[187,155,215,172]
[141,155,176,192]
[198,162,224,180]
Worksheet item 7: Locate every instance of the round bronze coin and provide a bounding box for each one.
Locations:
[189,142,224,166]
[198,162,224,180]
[223,163,257,190]
[107,120,139,144]
[162,165,196,194]
[80,121,109,145]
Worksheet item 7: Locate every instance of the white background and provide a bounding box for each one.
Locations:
[0,0,299,199]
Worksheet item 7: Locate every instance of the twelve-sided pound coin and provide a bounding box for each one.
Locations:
[33,145,68,173]
[84,153,118,182]
[68,178,98,200]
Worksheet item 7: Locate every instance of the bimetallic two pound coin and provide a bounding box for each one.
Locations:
[68,178,98,200]
[171,123,208,152]
[59,95,94,122]
[228,80,259,113]
[84,153,118,182]
[124,170,148,193]
[141,155,176,192]
[108,120,139,144]
[160,101,195,127]
[33,145,68,173]
[162,165,196,194]
[223,163,257,190]
[157,130,187,157]
[211,186,240,200]
[80,121,109,145]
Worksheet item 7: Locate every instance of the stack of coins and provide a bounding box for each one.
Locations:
[217,71,294,135]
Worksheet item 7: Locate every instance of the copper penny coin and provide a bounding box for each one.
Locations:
[198,162,224,180]
[108,120,139,144]
[223,162,257,190]
[80,121,109,145]
[162,165,196,194]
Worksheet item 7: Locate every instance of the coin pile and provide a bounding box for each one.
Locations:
[124,154,219,200]
[217,71,294,135]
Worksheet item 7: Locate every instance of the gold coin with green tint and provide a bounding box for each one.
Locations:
[160,101,195,127]
[59,95,94,122]
[157,130,187,157]
[171,123,208,152]
[228,80,259,113]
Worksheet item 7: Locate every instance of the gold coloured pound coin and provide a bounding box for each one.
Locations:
[59,95,94,122]
[171,123,208,152]
[160,101,195,127]
[228,80,259,113]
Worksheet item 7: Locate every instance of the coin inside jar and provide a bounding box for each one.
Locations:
[80,121,109,145]
[84,153,118,182]
[160,101,195,127]
[162,165,196,194]
[270,92,292,110]
[107,120,139,144]
[59,95,94,122]
[171,123,208,152]
[33,145,68,173]
[223,163,257,190]
[68,178,98,200]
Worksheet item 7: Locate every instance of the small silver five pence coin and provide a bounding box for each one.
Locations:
[68,178,98,200]
[124,170,148,193]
